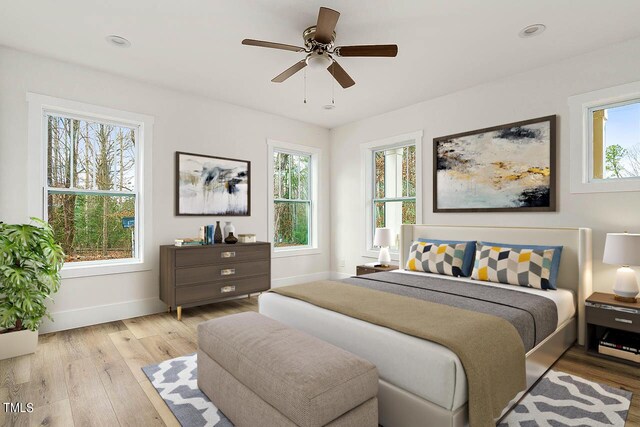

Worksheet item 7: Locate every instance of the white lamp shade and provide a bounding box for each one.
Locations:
[374,228,393,247]
[603,233,640,266]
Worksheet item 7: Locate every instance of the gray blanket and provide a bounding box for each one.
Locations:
[344,272,558,352]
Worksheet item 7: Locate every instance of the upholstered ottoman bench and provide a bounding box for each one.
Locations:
[197,311,378,427]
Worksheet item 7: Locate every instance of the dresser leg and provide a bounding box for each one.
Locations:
[177,306,182,321]
[167,305,172,313]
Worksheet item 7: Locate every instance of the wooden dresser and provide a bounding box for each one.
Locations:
[160,242,271,320]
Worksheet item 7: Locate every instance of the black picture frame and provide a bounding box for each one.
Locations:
[175,151,251,216]
[433,115,556,213]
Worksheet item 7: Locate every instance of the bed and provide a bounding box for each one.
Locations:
[259,225,592,427]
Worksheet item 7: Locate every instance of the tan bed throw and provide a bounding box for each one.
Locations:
[272,281,526,427]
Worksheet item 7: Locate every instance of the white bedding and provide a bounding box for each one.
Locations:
[259,271,576,412]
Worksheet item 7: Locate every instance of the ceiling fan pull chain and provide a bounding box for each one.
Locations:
[303,68,307,104]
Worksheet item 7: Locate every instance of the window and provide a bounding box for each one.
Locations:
[362,131,422,257]
[268,140,320,256]
[373,145,417,250]
[27,93,153,277]
[590,100,640,180]
[569,81,640,193]
[46,114,138,263]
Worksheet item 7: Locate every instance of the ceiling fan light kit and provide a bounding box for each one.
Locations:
[242,6,398,89]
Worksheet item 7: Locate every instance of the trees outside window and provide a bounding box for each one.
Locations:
[272,150,311,248]
[372,145,416,251]
[46,114,138,263]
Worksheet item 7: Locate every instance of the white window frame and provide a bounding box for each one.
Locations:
[361,131,423,260]
[267,140,320,258]
[569,80,640,193]
[27,93,154,278]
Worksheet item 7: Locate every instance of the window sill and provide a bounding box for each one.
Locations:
[272,247,321,258]
[61,259,150,279]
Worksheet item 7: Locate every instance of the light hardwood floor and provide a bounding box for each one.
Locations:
[1,297,639,427]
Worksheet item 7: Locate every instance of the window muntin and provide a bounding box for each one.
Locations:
[45,113,139,263]
[590,99,640,181]
[273,150,312,248]
[372,144,416,251]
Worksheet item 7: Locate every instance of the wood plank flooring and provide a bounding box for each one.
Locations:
[1,296,639,426]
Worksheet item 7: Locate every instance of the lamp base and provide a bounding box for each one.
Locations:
[378,246,391,267]
[614,294,638,303]
[612,266,639,302]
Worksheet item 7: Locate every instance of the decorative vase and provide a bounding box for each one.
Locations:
[214,221,223,244]
[225,232,238,244]
[224,221,235,239]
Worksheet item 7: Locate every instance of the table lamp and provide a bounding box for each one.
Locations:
[603,232,640,303]
[373,227,393,267]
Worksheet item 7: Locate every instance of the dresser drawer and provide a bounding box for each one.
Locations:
[586,306,640,333]
[175,260,270,286]
[175,244,269,267]
[175,275,270,305]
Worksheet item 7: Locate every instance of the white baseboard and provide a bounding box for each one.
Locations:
[331,272,352,280]
[271,271,332,288]
[40,297,166,334]
[40,271,340,333]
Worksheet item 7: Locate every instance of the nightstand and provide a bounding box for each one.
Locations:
[585,292,640,365]
[356,264,399,276]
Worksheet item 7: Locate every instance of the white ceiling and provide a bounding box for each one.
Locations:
[2,1,640,128]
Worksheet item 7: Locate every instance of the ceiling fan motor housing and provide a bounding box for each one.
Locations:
[303,26,336,51]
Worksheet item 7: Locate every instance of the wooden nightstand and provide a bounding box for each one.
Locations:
[585,292,640,365]
[356,264,399,276]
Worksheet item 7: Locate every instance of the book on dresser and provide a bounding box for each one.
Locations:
[160,242,271,320]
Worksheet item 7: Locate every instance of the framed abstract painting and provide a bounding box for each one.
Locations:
[175,152,250,216]
[433,115,556,212]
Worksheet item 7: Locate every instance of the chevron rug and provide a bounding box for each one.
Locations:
[143,354,632,427]
[500,369,632,426]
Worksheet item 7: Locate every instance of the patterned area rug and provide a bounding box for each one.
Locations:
[142,353,232,427]
[500,370,632,426]
[143,355,632,427]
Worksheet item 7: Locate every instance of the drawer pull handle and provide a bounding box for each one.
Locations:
[221,251,236,258]
[615,318,633,324]
[221,268,236,276]
[221,285,236,293]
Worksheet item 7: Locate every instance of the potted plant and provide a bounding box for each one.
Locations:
[0,218,64,360]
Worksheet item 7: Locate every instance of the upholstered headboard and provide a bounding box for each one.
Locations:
[399,224,592,345]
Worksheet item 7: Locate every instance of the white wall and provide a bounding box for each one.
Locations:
[330,37,640,292]
[0,47,331,332]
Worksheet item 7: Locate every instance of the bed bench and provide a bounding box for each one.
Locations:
[197,312,379,427]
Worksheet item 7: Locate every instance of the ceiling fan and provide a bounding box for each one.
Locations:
[242,7,398,89]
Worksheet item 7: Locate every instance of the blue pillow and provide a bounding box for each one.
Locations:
[479,241,563,290]
[417,238,476,277]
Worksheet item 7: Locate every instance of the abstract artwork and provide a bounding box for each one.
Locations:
[433,115,556,212]
[176,152,250,216]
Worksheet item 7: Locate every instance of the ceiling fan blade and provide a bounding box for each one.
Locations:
[314,7,340,44]
[335,44,398,57]
[327,60,355,88]
[242,39,304,52]
[272,60,307,83]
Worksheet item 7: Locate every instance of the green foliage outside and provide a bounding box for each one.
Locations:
[605,144,627,178]
[374,145,417,229]
[0,218,64,332]
[47,115,136,262]
[273,152,310,247]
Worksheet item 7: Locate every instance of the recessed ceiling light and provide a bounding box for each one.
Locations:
[519,24,546,38]
[105,35,131,48]
[322,104,336,110]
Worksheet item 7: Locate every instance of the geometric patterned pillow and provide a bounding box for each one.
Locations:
[406,241,467,277]
[471,244,555,290]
